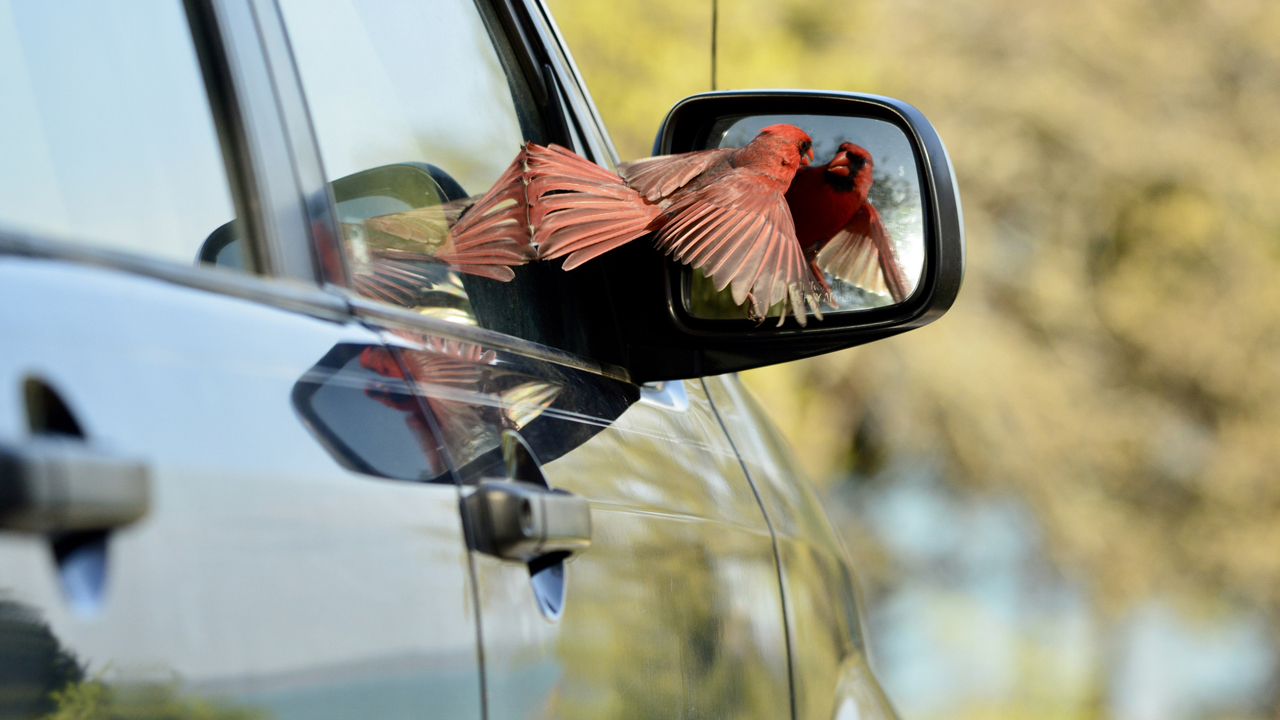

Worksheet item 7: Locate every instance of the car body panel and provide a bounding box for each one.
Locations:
[704,373,898,720]
[382,332,793,720]
[0,258,482,719]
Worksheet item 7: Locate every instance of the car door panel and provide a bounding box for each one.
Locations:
[703,373,899,720]
[0,258,482,720]
[479,389,790,720]
[376,329,793,720]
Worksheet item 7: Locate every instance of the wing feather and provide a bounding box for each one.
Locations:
[815,203,911,303]
[654,172,821,322]
[361,147,536,285]
[523,143,661,268]
[686,210,752,267]
[617,149,733,201]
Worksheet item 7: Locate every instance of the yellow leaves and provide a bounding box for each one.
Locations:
[547,0,877,160]
[548,0,716,159]
[1098,185,1280,408]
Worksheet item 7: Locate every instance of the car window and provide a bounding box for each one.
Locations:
[279,0,613,346]
[0,1,250,272]
[278,0,533,198]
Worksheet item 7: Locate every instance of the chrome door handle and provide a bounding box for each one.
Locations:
[0,438,150,532]
[465,480,591,561]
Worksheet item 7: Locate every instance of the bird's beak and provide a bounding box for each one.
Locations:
[801,146,814,166]
[827,151,851,177]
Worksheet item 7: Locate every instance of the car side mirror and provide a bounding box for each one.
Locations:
[598,90,965,382]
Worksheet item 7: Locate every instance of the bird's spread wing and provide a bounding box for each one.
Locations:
[655,172,823,323]
[351,152,536,305]
[617,149,733,202]
[434,150,537,278]
[352,255,444,306]
[815,203,910,303]
[363,199,469,243]
[526,143,661,269]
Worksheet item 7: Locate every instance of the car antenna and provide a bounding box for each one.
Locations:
[710,0,718,91]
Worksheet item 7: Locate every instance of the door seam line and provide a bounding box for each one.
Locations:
[700,377,799,720]
[382,334,489,720]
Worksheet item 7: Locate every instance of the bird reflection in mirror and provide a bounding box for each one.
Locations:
[785,142,911,304]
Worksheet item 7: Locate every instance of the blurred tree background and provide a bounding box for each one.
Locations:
[547,0,1280,717]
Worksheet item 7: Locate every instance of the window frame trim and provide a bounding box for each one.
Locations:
[0,229,349,323]
[201,0,331,285]
[243,0,351,289]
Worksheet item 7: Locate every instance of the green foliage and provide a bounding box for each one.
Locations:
[42,680,107,720]
[40,678,264,720]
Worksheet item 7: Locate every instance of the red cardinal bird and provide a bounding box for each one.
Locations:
[785,142,910,304]
[453,124,825,323]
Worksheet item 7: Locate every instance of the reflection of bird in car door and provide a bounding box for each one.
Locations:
[358,334,561,470]
[785,142,910,303]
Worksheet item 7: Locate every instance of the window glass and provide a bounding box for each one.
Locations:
[0,1,243,270]
[277,0,541,327]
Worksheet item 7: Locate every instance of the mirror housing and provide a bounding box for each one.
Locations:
[596,90,965,382]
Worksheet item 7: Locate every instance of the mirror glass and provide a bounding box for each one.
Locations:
[686,114,925,320]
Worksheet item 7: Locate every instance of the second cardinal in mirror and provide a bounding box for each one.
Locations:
[785,142,909,304]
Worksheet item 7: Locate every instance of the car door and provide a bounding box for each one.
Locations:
[269,0,795,716]
[380,328,793,720]
[0,3,482,719]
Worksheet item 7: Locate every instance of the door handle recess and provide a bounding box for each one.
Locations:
[0,438,150,532]
[465,480,590,561]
